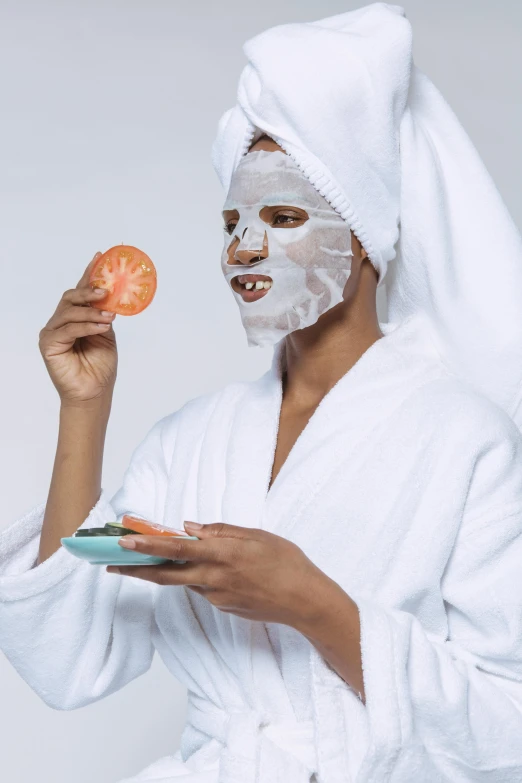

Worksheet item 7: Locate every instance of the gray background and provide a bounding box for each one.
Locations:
[0,1,520,780]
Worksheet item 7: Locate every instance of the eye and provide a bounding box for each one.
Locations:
[272,210,307,227]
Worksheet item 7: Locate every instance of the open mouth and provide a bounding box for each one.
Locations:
[231,274,273,302]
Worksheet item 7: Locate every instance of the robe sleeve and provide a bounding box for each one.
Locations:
[311,407,522,782]
[0,414,175,711]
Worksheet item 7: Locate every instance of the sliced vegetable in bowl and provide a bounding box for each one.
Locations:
[74,523,140,537]
[62,516,198,565]
[63,521,152,564]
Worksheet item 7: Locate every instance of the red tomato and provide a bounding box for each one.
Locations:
[89,245,157,316]
[122,515,190,537]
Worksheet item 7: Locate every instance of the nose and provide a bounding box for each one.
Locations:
[229,229,269,266]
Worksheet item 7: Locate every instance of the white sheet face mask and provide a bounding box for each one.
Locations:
[221,150,353,347]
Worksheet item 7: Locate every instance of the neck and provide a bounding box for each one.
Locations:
[282,263,382,409]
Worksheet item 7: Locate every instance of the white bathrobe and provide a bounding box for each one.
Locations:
[2,313,522,782]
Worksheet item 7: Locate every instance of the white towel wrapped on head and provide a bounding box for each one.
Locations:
[212,1,522,428]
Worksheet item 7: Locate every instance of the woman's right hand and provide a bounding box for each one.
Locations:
[39,252,118,406]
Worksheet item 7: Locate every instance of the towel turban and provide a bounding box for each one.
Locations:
[212,2,522,427]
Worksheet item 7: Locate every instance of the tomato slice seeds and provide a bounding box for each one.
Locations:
[89,245,157,316]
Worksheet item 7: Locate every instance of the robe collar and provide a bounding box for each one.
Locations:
[221,313,446,536]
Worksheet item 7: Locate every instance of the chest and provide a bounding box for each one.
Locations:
[269,399,318,489]
[164,386,470,628]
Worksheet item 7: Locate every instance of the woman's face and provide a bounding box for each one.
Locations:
[222,137,292,303]
[222,137,303,301]
[223,202,309,302]
[221,144,354,347]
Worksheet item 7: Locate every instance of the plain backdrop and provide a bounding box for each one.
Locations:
[0,1,521,781]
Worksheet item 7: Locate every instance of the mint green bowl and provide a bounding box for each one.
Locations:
[60,535,199,566]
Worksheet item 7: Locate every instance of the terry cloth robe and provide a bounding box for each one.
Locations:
[2,314,522,782]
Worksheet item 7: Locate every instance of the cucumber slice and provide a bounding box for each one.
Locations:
[104,523,143,536]
[74,528,110,537]
[74,524,145,537]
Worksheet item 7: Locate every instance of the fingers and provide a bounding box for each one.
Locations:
[186,521,259,540]
[49,252,109,323]
[77,251,102,288]
[39,252,115,361]
[117,535,217,563]
[61,286,109,308]
[46,278,113,336]
[47,302,115,331]
[45,321,114,347]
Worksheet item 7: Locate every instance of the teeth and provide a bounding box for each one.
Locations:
[239,279,273,292]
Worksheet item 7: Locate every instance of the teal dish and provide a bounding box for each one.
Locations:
[60,535,199,566]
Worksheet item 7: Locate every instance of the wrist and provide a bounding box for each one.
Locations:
[291,567,355,640]
[291,568,365,702]
[59,397,112,445]
[60,394,113,418]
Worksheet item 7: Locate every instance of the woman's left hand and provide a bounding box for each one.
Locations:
[106,522,329,631]
[108,521,366,699]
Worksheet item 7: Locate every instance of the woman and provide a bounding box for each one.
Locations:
[2,4,522,782]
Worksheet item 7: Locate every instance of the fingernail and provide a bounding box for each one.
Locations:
[119,537,137,549]
[94,288,106,294]
[97,323,110,329]
[184,521,203,530]
[101,311,113,317]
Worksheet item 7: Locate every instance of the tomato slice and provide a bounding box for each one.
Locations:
[121,515,190,537]
[89,245,157,316]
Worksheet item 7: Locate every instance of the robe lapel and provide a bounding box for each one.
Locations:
[203,314,441,545]
[220,344,284,531]
[261,315,445,540]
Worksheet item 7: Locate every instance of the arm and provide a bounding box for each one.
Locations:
[351,514,522,780]
[0,253,164,710]
[0,416,173,710]
[36,252,116,564]
[306,414,522,781]
[36,399,111,565]
[295,578,365,701]
[303,514,522,779]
